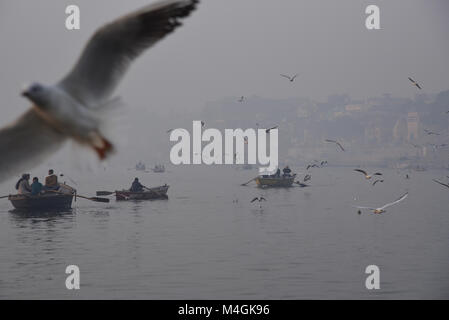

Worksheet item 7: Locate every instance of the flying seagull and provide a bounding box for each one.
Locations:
[251,196,266,208]
[238,96,245,103]
[280,74,299,82]
[354,192,408,214]
[266,126,278,133]
[424,129,440,136]
[433,179,449,189]
[354,169,382,180]
[251,196,266,203]
[306,164,319,170]
[372,179,384,186]
[0,0,199,183]
[408,77,422,90]
[303,174,311,182]
[325,139,345,151]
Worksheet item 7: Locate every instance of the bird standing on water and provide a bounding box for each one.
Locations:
[0,0,199,182]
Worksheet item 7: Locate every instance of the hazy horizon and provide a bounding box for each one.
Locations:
[1,0,449,126]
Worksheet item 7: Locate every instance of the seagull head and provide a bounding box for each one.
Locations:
[22,82,50,108]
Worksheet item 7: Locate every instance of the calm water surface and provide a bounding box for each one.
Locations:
[0,166,448,299]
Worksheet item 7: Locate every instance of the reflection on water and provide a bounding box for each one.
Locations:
[0,166,449,299]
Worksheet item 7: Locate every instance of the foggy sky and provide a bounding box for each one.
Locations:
[0,0,448,126]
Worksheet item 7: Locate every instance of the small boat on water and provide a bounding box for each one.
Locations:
[135,161,146,171]
[255,174,296,188]
[115,185,169,201]
[8,184,76,211]
[152,164,165,173]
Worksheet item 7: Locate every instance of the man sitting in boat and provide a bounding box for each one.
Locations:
[130,178,144,192]
[16,174,32,194]
[31,177,44,196]
[45,169,59,190]
[282,166,292,177]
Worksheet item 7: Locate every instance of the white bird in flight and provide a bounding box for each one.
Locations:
[354,192,408,214]
[0,0,199,182]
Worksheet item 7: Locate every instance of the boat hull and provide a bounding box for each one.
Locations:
[9,194,74,211]
[116,185,169,201]
[255,175,295,188]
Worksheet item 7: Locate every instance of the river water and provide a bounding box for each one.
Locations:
[0,165,448,299]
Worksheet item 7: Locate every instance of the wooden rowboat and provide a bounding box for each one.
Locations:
[8,184,76,211]
[255,175,296,188]
[115,185,169,201]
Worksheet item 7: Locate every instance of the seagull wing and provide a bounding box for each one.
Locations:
[260,197,267,201]
[0,109,66,182]
[379,192,408,210]
[354,169,368,176]
[291,74,299,81]
[408,77,415,84]
[250,197,259,203]
[373,173,382,176]
[58,0,199,106]
[280,74,291,80]
[433,179,449,189]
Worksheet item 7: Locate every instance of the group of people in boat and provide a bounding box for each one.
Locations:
[271,166,293,178]
[15,169,60,196]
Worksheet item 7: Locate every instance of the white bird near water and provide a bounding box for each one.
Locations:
[0,0,199,182]
[354,192,408,214]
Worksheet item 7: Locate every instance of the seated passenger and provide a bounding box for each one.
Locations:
[31,177,44,196]
[45,169,59,190]
[130,178,144,192]
[16,174,32,194]
[282,166,292,177]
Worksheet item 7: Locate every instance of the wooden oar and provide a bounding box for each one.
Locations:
[96,191,115,196]
[241,177,256,186]
[48,190,110,203]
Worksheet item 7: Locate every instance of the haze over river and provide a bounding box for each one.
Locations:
[1,166,448,299]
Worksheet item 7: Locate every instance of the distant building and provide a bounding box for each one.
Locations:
[407,112,419,141]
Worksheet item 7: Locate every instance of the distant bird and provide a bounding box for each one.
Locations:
[251,197,266,203]
[238,96,245,103]
[280,73,299,82]
[354,192,408,214]
[354,169,382,180]
[424,129,440,136]
[251,196,266,208]
[266,126,278,133]
[0,0,200,183]
[304,174,311,182]
[408,77,422,90]
[372,179,384,186]
[325,139,345,152]
[405,174,410,179]
[306,164,319,170]
[433,179,449,189]
[320,161,328,166]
